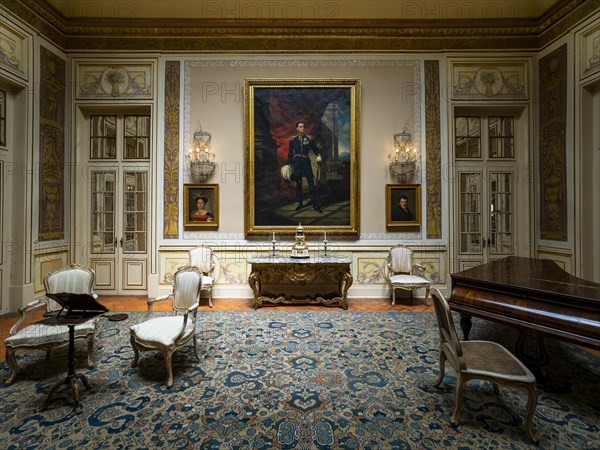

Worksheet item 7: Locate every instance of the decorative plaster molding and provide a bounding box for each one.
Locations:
[76,63,153,99]
[0,21,27,79]
[3,0,595,52]
[579,21,600,79]
[451,62,529,100]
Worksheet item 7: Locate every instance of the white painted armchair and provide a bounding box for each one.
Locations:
[4,264,99,385]
[130,265,202,388]
[188,245,217,308]
[385,244,431,305]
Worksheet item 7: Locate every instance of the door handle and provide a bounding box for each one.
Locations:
[120,238,123,248]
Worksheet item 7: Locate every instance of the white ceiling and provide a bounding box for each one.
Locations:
[46,0,561,20]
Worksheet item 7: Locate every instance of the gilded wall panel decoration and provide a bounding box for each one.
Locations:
[539,44,567,241]
[579,22,600,78]
[38,47,65,241]
[356,258,386,285]
[424,60,442,239]
[452,63,528,100]
[76,63,152,99]
[163,61,180,239]
[0,23,27,78]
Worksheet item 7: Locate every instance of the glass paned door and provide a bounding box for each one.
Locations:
[79,111,151,294]
[123,171,147,253]
[456,168,515,268]
[488,171,513,255]
[459,172,482,254]
[91,171,116,254]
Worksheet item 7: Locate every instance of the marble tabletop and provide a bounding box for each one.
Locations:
[248,255,351,264]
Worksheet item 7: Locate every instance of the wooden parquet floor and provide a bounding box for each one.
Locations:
[0,296,432,361]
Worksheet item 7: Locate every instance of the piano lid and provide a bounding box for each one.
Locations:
[451,256,600,305]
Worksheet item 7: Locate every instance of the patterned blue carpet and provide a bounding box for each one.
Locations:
[1,311,599,449]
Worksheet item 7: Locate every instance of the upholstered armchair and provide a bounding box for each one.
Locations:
[187,245,217,308]
[4,264,99,385]
[130,265,202,388]
[430,289,539,444]
[385,244,431,305]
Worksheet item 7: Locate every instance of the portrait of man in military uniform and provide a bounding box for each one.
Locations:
[246,80,360,234]
[288,122,323,213]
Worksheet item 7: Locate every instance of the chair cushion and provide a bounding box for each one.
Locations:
[390,274,430,287]
[461,340,534,381]
[130,316,195,347]
[201,275,213,288]
[5,321,96,347]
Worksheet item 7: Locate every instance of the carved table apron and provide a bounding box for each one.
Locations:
[247,256,353,309]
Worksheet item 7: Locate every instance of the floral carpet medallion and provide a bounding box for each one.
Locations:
[1,311,599,449]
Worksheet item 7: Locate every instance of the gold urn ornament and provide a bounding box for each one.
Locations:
[290,223,310,259]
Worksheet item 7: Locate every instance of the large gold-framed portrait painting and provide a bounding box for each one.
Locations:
[244,78,360,236]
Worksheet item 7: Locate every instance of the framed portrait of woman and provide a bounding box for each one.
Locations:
[385,184,421,228]
[183,184,219,229]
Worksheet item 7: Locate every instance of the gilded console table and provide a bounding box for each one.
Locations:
[248,256,353,309]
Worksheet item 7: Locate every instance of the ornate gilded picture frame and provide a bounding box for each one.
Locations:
[386,184,421,228]
[244,78,360,236]
[183,184,219,230]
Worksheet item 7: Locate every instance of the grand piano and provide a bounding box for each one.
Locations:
[450,256,600,380]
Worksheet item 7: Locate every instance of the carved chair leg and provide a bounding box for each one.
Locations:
[392,287,396,305]
[193,335,200,361]
[435,350,446,387]
[130,335,140,367]
[86,334,95,368]
[425,287,431,306]
[451,374,465,427]
[164,351,174,389]
[524,383,540,444]
[208,289,213,308]
[5,347,18,385]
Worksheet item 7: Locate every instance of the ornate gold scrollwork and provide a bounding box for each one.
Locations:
[248,260,352,310]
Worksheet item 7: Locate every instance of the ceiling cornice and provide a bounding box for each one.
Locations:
[3,0,597,52]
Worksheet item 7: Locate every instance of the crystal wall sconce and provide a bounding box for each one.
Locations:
[186,121,216,181]
[388,125,416,181]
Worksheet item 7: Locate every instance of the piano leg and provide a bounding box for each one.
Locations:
[459,314,473,340]
[515,330,550,384]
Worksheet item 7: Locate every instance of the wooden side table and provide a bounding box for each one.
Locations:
[36,311,105,414]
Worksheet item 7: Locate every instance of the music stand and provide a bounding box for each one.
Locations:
[37,293,109,414]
